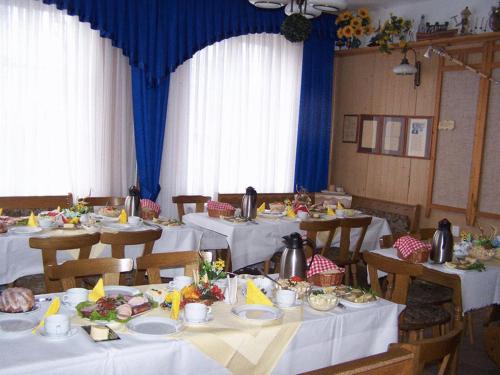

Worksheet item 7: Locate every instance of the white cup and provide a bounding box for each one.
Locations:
[128,216,141,225]
[173,276,193,290]
[38,217,54,228]
[45,314,70,336]
[336,209,345,218]
[62,288,89,308]
[276,289,297,307]
[184,303,211,323]
[297,211,309,220]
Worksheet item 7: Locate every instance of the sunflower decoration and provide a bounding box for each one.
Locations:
[374,14,413,54]
[335,8,374,49]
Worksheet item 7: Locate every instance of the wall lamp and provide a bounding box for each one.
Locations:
[393,48,421,88]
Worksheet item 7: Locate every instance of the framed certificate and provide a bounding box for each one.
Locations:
[342,115,359,143]
[406,117,432,158]
[358,115,381,154]
[381,116,405,156]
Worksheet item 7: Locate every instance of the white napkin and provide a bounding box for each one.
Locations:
[224,275,238,305]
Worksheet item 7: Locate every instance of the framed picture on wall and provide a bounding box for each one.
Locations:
[406,117,432,158]
[342,115,359,143]
[381,116,406,156]
[358,115,381,153]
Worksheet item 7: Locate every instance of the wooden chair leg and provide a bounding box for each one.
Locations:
[351,264,358,287]
[263,260,270,275]
[466,312,474,345]
[344,266,351,286]
[432,325,441,338]
[408,330,419,342]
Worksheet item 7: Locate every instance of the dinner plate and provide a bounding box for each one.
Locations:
[39,326,80,341]
[258,211,285,219]
[231,305,283,323]
[340,297,378,309]
[102,223,132,230]
[8,226,43,235]
[104,285,141,297]
[126,316,183,338]
[0,316,37,338]
[0,303,41,315]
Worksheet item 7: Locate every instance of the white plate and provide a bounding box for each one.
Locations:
[39,327,80,341]
[231,305,283,323]
[258,211,285,219]
[0,316,37,338]
[0,303,41,315]
[8,226,42,235]
[340,297,378,309]
[126,316,183,337]
[104,286,141,297]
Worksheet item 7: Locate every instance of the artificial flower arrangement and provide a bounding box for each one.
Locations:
[374,14,413,54]
[199,258,226,283]
[335,8,374,49]
[454,224,500,261]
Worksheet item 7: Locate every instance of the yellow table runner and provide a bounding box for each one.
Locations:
[70,284,302,375]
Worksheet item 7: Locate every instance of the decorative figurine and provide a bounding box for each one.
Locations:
[490,2,500,32]
[459,6,472,35]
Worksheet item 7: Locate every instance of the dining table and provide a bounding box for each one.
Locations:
[0,222,204,285]
[182,213,392,271]
[372,248,500,318]
[0,283,401,375]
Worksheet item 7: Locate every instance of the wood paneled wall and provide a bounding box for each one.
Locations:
[330,39,500,232]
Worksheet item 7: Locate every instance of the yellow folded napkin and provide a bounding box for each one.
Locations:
[0,208,3,215]
[257,202,266,213]
[246,279,272,306]
[170,290,181,320]
[336,201,344,209]
[27,211,37,227]
[118,209,128,224]
[32,297,60,333]
[286,207,296,218]
[88,278,105,302]
[327,207,335,216]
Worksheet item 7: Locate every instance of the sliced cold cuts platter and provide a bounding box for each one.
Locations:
[76,294,155,323]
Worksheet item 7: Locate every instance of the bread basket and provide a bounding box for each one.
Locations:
[208,207,235,218]
[308,270,345,287]
[397,247,430,263]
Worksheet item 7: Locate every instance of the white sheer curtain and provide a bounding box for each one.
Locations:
[0,0,136,198]
[158,33,303,217]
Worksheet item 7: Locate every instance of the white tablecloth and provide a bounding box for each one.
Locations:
[183,213,392,271]
[0,290,400,375]
[373,248,500,313]
[0,225,203,284]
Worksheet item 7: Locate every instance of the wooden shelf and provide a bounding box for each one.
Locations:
[335,31,500,57]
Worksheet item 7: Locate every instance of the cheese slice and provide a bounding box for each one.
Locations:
[91,325,109,341]
[246,279,272,306]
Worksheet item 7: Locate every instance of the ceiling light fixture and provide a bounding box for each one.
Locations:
[393,49,421,88]
[249,1,288,9]
[249,0,346,19]
[309,0,347,13]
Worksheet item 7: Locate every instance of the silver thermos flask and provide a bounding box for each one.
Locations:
[124,185,141,217]
[280,232,308,280]
[430,218,454,263]
[241,186,257,219]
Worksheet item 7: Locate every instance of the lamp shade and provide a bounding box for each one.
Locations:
[309,0,347,12]
[285,2,322,19]
[393,57,418,75]
[249,0,288,9]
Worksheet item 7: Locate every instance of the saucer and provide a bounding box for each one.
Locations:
[39,327,80,341]
[273,299,302,309]
[183,313,213,326]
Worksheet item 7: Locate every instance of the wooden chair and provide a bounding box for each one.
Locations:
[171,195,210,219]
[79,196,125,207]
[135,251,200,285]
[325,216,372,286]
[46,258,133,291]
[0,193,73,215]
[29,232,101,293]
[364,252,451,342]
[100,229,163,285]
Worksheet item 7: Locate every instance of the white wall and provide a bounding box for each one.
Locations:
[371,0,497,34]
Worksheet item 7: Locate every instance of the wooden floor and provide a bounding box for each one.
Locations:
[1,272,498,374]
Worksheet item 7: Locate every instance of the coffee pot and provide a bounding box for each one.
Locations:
[124,185,141,217]
[241,186,257,219]
[430,218,454,263]
[280,232,315,280]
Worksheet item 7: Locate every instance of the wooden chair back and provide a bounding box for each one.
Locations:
[300,219,342,258]
[79,196,125,207]
[135,251,200,285]
[363,251,423,305]
[100,229,162,284]
[171,195,210,219]
[218,193,302,209]
[379,233,407,248]
[0,193,73,210]
[393,324,463,375]
[29,232,101,293]
[337,216,372,262]
[417,228,435,241]
[46,258,133,291]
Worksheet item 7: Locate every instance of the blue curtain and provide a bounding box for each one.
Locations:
[41,0,337,198]
[294,33,335,192]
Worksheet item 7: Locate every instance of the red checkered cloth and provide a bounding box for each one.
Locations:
[306,254,344,278]
[140,199,161,216]
[394,236,431,258]
[207,201,235,211]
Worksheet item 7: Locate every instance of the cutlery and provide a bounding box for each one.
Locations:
[35,297,52,303]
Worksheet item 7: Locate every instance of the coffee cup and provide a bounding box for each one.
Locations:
[276,289,296,307]
[297,211,309,220]
[336,209,345,218]
[45,314,70,336]
[184,303,211,323]
[128,216,141,225]
[62,288,89,308]
[172,276,193,290]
